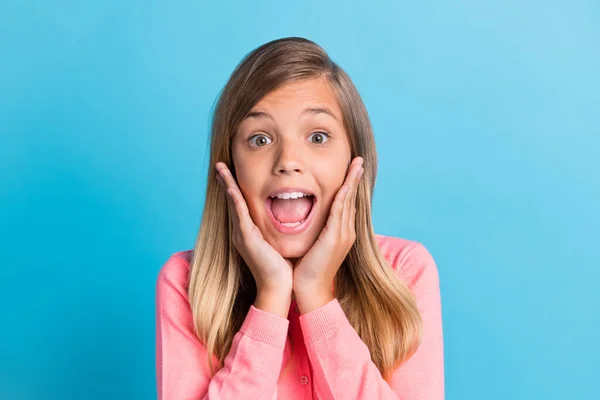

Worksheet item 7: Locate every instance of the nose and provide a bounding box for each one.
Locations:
[273,138,303,175]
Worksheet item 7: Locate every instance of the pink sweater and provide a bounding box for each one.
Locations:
[156,234,444,399]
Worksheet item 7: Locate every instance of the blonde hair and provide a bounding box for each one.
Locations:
[188,37,422,383]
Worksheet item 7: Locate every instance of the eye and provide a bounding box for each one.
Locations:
[309,131,330,145]
[248,134,272,147]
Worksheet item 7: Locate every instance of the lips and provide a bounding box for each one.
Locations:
[266,187,316,198]
[264,195,318,234]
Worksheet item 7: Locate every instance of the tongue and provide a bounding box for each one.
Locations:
[270,197,313,223]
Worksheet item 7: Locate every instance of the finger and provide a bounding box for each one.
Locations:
[216,162,239,189]
[329,157,361,236]
[324,182,350,240]
[342,158,363,229]
[219,176,240,227]
[343,159,363,209]
[216,163,254,233]
[228,187,253,231]
[343,157,363,195]
[348,166,363,230]
[215,164,235,215]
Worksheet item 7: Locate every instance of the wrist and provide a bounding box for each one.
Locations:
[293,287,335,315]
[293,279,332,297]
[254,288,292,319]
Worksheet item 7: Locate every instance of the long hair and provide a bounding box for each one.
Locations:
[188,37,422,383]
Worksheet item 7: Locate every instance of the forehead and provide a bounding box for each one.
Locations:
[250,78,342,119]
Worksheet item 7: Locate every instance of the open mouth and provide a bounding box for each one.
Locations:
[265,194,317,233]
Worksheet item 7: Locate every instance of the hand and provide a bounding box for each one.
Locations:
[215,162,294,295]
[292,157,364,311]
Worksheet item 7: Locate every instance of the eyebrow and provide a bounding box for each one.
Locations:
[244,107,340,122]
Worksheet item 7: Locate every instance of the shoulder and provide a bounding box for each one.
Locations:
[156,249,194,298]
[375,234,439,291]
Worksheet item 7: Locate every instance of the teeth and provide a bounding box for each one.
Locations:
[278,218,307,227]
[270,191,310,199]
[281,221,302,227]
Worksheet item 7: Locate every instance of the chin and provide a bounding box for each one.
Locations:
[269,236,311,259]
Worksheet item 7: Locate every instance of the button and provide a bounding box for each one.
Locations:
[300,375,309,385]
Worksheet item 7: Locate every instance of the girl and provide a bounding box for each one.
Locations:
[156,37,444,399]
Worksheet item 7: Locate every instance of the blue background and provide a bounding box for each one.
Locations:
[1,1,599,399]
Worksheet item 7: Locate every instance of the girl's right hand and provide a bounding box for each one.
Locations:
[215,162,294,295]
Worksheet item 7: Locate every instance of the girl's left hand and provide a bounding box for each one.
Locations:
[292,156,364,308]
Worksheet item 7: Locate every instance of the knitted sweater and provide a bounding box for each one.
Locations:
[156,234,444,399]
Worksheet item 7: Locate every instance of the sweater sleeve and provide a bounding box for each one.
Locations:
[298,243,444,400]
[155,255,289,400]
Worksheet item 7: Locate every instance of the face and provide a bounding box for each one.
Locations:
[231,77,352,265]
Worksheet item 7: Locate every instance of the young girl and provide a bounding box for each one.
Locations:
[156,37,444,399]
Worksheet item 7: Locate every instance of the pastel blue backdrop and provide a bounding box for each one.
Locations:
[1,1,598,399]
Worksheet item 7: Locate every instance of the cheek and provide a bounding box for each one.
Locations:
[235,172,266,218]
[322,165,349,193]
[232,159,258,193]
[315,165,349,214]
[232,153,266,192]
[315,175,343,214]
[237,177,261,205]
